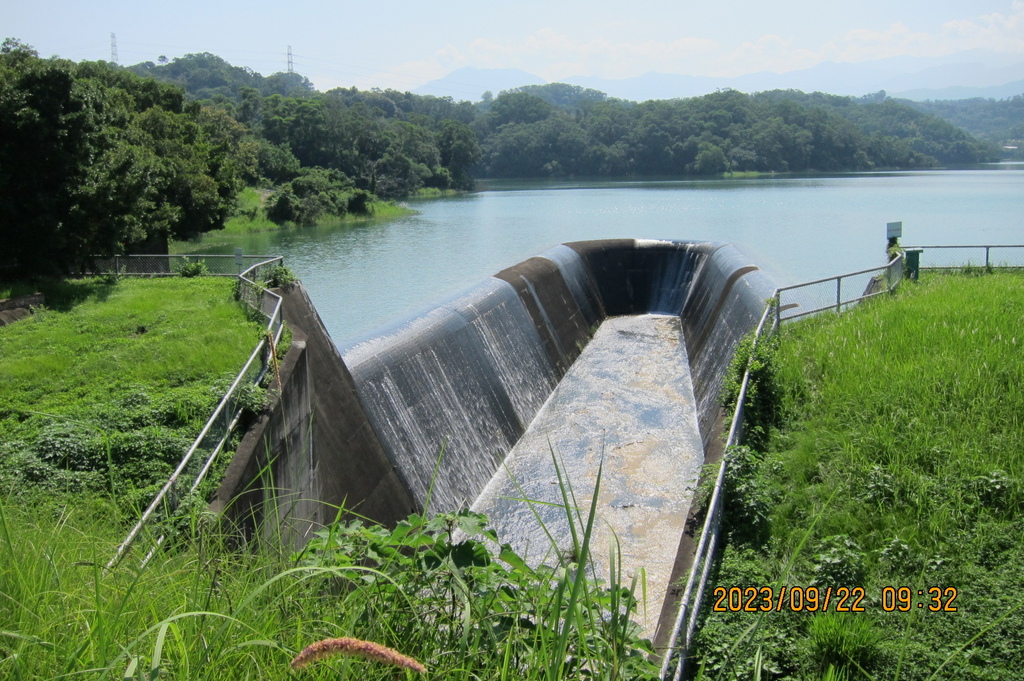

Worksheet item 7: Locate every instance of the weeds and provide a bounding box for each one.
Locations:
[266,265,297,288]
[177,257,210,278]
[694,272,1024,679]
[0,470,659,680]
[722,320,782,453]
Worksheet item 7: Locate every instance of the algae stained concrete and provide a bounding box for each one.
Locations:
[471,314,704,637]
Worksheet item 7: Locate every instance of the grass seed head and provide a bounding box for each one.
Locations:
[290,636,426,673]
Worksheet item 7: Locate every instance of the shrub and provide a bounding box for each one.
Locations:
[266,265,297,288]
[178,257,210,278]
[721,445,770,546]
[810,535,865,588]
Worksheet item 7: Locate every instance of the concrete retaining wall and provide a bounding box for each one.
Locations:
[0,292,44,327]
[214,284,417,541]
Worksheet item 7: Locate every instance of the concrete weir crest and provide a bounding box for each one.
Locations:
[216,238,774,640]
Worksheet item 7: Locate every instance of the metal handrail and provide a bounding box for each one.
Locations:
[903,244,1023,248]
[106,256,285,570]
[775,259,898,292]
[660,303,775,681]
[902,244,1024,270]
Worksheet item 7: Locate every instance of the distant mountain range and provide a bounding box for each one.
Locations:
[415,51,1024,102]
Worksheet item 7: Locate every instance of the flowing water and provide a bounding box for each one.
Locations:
[179,168,1023,349]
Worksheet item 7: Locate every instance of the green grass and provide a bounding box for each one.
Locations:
[694,272,1024,680]
[0,277,264,501]
[0,459,659,680]
[223,214,283,233]
[363,199,416,220]
[413,187,461,197]
[0,279,657,678]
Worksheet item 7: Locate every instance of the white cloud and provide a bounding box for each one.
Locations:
[696,3,1024,75]
[941,0,1024,52]
[823,3,1024,64]
[714,34,822,76]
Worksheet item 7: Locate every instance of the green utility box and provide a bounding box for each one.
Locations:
[906,249,923,281]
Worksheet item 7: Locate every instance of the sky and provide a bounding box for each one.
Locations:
[6,0,1024,99]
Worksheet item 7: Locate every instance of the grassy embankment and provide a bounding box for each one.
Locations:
[0,277,265,507]
[695,271,1024,680]
[222,187,415,234]
[0,275,658,680]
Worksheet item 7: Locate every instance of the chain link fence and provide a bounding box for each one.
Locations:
[91,253,282,277]
[903,244,1024,270]
[775,253,904,324]
[106,256,286,570]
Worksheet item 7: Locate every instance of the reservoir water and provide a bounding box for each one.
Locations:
[180,168,1023,347]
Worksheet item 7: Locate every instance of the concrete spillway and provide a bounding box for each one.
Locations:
[471,314,704,635]
[216,238,774,641]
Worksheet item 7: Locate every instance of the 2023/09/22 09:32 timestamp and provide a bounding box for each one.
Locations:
[712,586,959,613]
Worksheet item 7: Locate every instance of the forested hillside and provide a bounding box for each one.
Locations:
[0,42,1004,275]
[902,94,1024,156]
[121,52,1002,179]
[473,87,997,176]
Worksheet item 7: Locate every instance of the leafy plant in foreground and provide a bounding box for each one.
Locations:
[292,501,658,680]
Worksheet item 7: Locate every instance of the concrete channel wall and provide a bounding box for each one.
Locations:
[216,239,773,543]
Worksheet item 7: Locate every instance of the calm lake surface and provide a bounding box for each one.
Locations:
[181,168,1023,347]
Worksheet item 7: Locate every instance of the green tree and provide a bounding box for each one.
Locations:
[435,119,481,188]
[692,141,728,175]
[0,44,241,273]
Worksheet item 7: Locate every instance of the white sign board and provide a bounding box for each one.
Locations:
[886,221,903,239]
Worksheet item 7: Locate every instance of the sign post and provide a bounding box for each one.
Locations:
[886,221,902,261]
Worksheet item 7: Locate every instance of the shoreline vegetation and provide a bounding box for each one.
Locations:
[695,270,1024,680]
[219,187,418,235]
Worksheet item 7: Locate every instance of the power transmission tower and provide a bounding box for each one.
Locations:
[287,45,294,74]
[110,33,118,64]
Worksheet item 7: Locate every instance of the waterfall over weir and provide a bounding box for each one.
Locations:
[343,278,560,512]
[342,239,772,517]
[218,239,773,641]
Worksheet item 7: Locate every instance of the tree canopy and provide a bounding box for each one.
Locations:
[0,40,250,274]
